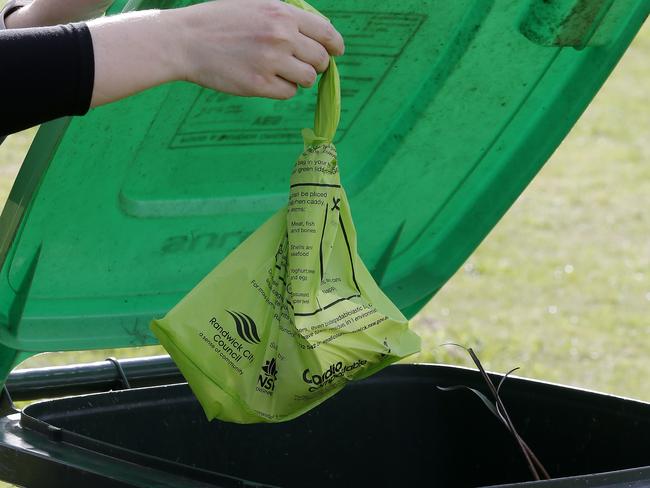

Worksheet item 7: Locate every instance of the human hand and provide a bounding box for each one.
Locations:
[170,0,345,99]
[87,0,345,107]
[5,0,113,28]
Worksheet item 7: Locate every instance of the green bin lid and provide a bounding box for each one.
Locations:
[0,0,647,376]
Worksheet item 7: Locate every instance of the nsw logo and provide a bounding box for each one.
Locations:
[227,310,261,345]
[257,358,278,394]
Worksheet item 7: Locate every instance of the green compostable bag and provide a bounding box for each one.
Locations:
[151,0,420,424]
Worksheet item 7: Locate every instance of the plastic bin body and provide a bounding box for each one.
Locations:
[1,364,648,488]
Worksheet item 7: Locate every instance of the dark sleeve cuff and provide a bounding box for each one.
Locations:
[71,23,95,116]
[0,22,95,136]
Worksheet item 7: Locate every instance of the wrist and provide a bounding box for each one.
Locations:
[87,9,185,107]
[158,8,190,83]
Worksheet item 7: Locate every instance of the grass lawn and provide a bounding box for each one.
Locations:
[410,21,650,401]
[0,0,647,424]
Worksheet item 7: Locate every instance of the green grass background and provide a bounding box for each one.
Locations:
[0,3,647,419]
[408,21,650,402]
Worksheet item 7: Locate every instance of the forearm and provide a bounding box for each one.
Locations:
[0,12,178,136]
[3,2,183,110]
[1,0,344,136]
[87,10,182,107]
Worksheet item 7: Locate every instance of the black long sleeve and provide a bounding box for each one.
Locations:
[0,22,94,137]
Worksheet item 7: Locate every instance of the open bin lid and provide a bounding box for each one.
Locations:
[0,0,647,377]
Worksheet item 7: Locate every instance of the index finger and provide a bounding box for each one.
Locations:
[289,6,345,56]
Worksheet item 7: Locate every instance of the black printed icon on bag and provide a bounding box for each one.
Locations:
[331,197,341,211]
[258,358,278,393]
[227,310,261,345]
[262,358,278,379]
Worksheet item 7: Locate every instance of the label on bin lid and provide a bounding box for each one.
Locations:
[0,0,645,363]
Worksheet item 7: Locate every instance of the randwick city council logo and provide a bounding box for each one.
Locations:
[227,310,261,345]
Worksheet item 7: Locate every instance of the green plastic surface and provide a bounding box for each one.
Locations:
[0,0,647,380]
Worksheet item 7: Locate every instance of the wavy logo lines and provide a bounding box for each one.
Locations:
[227,310,261,345]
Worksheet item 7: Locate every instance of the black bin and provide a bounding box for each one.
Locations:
[1,363,649,487]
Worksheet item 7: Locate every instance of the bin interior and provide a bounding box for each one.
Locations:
[21,364,650,488]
